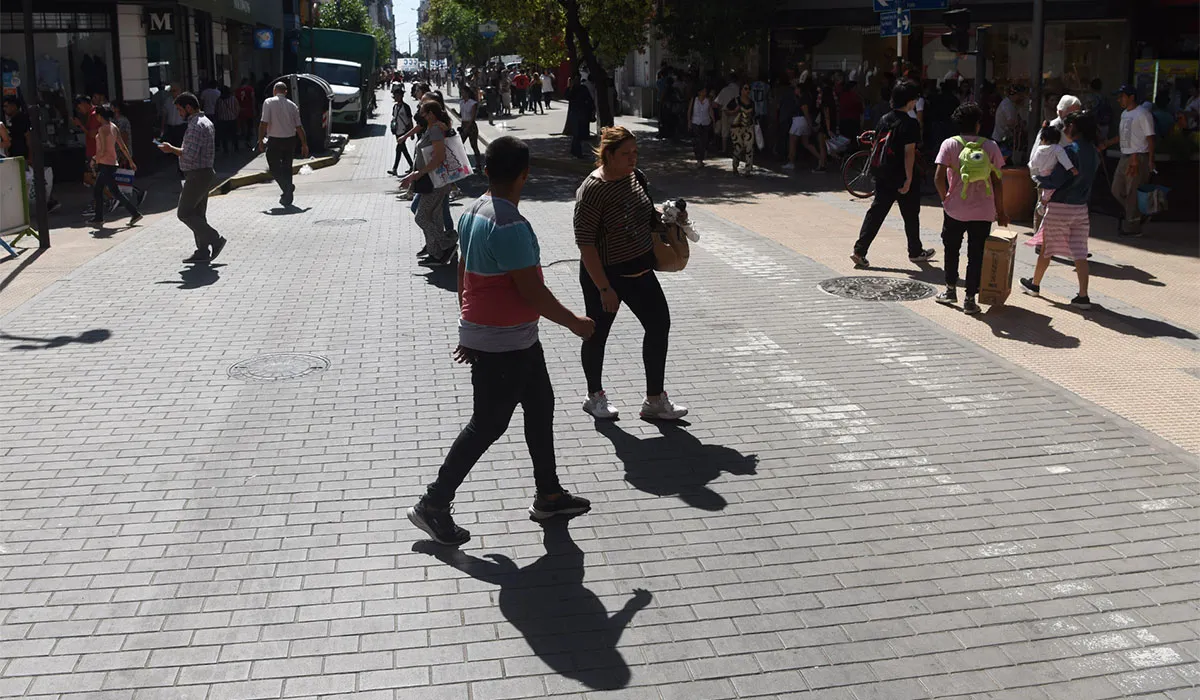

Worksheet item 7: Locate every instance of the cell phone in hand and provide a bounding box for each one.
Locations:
[153,138,164,146]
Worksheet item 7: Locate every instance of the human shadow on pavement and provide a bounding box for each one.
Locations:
[414,518,650,690]
[975,305,1081,348]
[0,328,111,350]
[1047,301,1198,340]
[415,265,456,292]
[853,263,945,286]
[263,205,313,216]
[156,264,223,290]
[595,420,758,511]
[1069,259,1166,287]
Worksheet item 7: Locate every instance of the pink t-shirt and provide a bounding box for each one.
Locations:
[935,135,1005,222]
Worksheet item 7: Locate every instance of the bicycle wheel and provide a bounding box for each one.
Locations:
[843,150,874,199]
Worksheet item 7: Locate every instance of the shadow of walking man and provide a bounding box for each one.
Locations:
[595,421,759,511]
[414,519,650,690]
[0,328,112,350]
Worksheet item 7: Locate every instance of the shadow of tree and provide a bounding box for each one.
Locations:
[974,305,1081,348]
[0,328,112,350]
[595,420,758,511]
[413,519,649,690]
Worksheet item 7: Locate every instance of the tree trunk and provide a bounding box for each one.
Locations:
[562,24,579,135]
[559,0,614,128]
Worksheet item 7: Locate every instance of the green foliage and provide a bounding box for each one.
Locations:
[422,0,491,65]
[653,0,778,70]
[577,0,653,67]
[317,0,392,69]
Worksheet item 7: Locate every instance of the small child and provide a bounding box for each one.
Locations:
[1029,122,1078,178]
[1027,122,1078,251]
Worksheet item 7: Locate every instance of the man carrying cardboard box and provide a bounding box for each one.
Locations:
[932,102,1009,315]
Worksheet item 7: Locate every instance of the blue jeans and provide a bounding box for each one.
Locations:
[411,194,454,230]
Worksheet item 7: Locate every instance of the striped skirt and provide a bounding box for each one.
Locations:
[1035,201,1090,260]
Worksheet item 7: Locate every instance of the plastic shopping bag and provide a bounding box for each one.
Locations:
[422,133,474,188]
[754,124,765,150]
[1137,184,1169,216]
[114,168,135,197]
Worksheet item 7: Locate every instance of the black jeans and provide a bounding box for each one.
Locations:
[424,342,562,507]
[392,138,413,172]
[579,263,671,396]
[92,164,139,219]
[854,181,924,258]
[265,136,296,198]
[941,213,992,297]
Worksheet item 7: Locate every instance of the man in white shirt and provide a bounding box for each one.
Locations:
[991,85,1026,147]
[200,81,221,118]
[1104,84,1156,236]
[258,82,310,207]
[715,73,741,154]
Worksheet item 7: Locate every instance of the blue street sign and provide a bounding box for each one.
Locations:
[907,0,948,10]
[873,0,899,11]
[880,9,911,37]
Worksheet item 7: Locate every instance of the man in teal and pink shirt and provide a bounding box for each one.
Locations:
[408,136,596,547]
[933,102,1010,315]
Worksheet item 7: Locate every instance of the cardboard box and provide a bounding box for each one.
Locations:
[978,231,1017,306]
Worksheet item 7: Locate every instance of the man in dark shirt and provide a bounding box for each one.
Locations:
[2,97,31,158]
[851,81,935,268]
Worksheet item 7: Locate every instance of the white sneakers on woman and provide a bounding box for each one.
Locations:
[584,391,689,421]
[583,391,620,420]
[641,392,689,421]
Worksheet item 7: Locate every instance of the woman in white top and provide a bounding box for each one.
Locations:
[541,72,555,109]
[688,86,717,166]
[459,86,483,167]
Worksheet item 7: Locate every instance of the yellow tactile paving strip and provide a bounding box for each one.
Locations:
[704,191,1200,455]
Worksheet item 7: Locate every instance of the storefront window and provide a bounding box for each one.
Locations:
[1,12,117,147]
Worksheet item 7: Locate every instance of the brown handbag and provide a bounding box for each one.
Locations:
[634,169,691,273]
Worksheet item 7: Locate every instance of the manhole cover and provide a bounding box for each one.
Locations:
[819,276,936,301]
[228,353,330,382]
[314,218,367,225]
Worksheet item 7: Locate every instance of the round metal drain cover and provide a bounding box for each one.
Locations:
[229,353,330,382]
[314,218,367,225]
[819,276,936,301]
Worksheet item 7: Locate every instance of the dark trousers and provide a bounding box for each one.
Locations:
[178,168,220,251]
[516,87,528,112]
[217,119,238,152]
[265,136,297,199]
[692,123,712,161]
[941,213,992,297]
[854,181,924,258]
[424,342,562,507]
[579,264,671,396]
[392,139,413,172]
[92,164,139,219]
[529,87,544,114]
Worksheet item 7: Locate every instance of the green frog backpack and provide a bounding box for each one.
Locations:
[953,136,1002,199]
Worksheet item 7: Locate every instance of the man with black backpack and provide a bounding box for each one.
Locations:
[851,81,935,268]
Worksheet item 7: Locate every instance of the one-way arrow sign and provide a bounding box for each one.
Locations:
[880,9,912,37]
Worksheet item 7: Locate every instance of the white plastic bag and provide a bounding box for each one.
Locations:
[754,124,765,150]
[114,168,135,197]
[423,132,474,188]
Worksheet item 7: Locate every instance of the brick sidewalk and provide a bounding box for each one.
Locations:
[0,110,1196,699]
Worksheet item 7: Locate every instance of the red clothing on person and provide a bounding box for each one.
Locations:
[513,74,531,91]
[235,85,255,118]
[83,109,103,158]
[838,90,864,121]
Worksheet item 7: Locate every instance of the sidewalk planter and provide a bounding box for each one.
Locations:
[1001,166,1035,223]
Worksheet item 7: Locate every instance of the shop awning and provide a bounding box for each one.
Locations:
[178,0,283,29]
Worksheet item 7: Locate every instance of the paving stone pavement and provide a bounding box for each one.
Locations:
[0,121,1197,700]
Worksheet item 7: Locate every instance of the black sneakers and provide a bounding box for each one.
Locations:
[909,248,936,262]
[850,253,870,269]
[1020,278,1041,297]
[407,500,470,546]
[935,287,958,305]
[1071,295,1092,310]
[210,237,228,262]
[529,491,592,521]
[962,297,982,315]
[182,250,211,264]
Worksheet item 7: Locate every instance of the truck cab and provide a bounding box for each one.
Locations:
[305,57,366,129]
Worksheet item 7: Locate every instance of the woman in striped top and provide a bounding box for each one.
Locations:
[575,127,688,422]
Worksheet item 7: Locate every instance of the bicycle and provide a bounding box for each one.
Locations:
[841,130,876,199]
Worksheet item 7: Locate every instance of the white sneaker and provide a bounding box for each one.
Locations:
[582,391,619,420]
[640,392,689,421]
[781,162,796,171]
